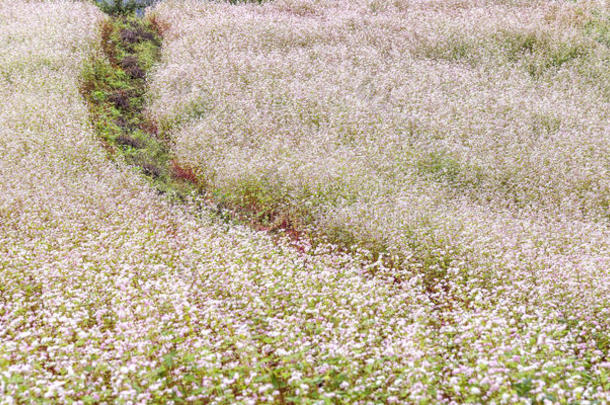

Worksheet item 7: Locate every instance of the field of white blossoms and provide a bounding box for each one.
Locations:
[0,0,609,403]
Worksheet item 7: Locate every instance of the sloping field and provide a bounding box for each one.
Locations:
[0,1,440,403]
[0,0,608,403]
[147,0,610,402]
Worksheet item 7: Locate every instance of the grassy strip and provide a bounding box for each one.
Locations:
[81,13,200,203]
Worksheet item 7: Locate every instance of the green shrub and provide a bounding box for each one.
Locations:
[95,0,155,16]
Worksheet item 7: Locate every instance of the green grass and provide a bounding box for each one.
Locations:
[81,14,198,203]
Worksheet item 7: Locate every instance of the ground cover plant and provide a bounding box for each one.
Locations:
[0,0,608,403]
[0,1,439,403]
[147,0,610,402]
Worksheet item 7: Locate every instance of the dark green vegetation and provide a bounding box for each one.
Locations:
[94,0,157,16]
[81,13,199,201]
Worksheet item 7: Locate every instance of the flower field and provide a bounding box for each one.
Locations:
[0,0,609,403]
[147,0,610,402]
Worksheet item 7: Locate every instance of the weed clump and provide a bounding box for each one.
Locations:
[141,161,162,178]
[119,28,140,44]
[120,55,145,78]
[115,134,143,149]
[114,116,132,130]
[119,26,157,44]
[107,89,132,110]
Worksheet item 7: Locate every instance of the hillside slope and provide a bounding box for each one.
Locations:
[148,0,610,402]
[0,2,439,403]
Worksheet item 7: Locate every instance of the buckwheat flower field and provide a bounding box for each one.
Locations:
[0,0,609,403]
